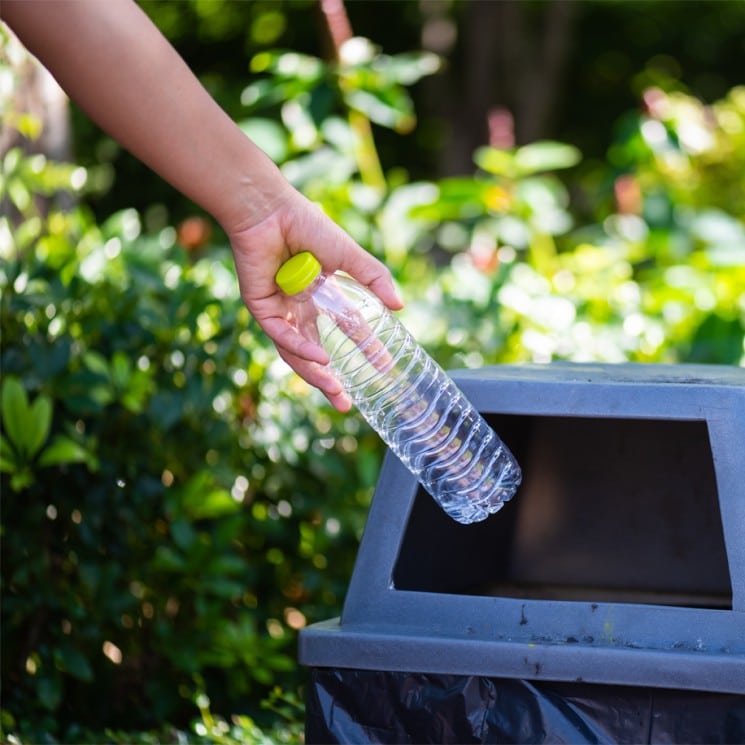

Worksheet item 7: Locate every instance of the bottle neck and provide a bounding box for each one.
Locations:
[293,271,327,301]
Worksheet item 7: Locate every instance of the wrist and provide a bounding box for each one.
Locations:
[210,142,296,235]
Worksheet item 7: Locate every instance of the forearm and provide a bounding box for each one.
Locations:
[2,0,288,230]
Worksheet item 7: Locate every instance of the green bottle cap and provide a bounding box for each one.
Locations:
[275,252,322,295]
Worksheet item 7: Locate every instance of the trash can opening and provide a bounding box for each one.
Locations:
[393,414,732,610]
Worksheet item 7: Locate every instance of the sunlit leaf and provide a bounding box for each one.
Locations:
[83,351,110,377]
[238,118,289,163]
[514,141,581,174]
[38,436,90,468]
[281,148,356,188]
[383,52,441,85]
[111,351,131,389]
[10,468,33,492]
[26,395,52,458]
[690,209,745,247]
[411,178,491,221]
[0,434,17,472]
[344,88,414,131]
[250,50,324,81]
[474,146,515,177]
[1,377,29,454]
[184,488,241,520]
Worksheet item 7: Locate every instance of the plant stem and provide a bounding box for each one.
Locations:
[319,0,386,193]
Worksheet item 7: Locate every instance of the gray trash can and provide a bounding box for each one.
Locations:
[299,363,745,743]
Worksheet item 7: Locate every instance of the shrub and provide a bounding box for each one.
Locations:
[1,151,379,741]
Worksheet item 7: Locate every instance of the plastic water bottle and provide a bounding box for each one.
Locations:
[275,252,522,524]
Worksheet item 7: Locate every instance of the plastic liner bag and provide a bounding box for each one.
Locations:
[306,669,745,744]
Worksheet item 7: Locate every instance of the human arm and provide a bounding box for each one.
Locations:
[1,0,402,411]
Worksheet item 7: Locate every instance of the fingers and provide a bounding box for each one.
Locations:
[276,348,353,413]
[259,314,329,366]
[290,197,404,311]
[227,190,399,413]
[333,248,404,312]
[258,313,353,411]
[366,268,404,311]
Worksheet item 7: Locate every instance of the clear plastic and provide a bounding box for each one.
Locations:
[287,270,522,524]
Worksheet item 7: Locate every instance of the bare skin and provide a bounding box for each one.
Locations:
[2,0,403,411]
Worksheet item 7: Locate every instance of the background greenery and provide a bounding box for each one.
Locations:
[2,1,744,742]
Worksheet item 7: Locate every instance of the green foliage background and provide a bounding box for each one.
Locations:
[2,2,744,742]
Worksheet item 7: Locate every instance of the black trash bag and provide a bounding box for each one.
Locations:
[306,669,745,744]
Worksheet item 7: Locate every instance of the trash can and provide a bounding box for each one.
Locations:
[299,363,745,743]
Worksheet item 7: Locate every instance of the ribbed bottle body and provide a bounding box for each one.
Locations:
[302,273,521,524]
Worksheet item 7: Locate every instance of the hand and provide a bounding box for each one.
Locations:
[226,186,403,412]
[1,0,403,412]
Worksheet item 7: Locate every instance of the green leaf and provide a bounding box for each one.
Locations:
[89,385,115,408]
[206,578,245,598]
[209,555,249,576]
[84,351,110,377]
[10,468,33,491]
[514,141,581,175]
[344,88,415,132]
[687,314,744,365]
[240,79,285,110]
[170,518,197,551]
[281,148,355,188]
[476,142,581,177]
[38,435,90,468]
[121,392,144,413]
[152,545,186,572]
[238,118,288,163]
[251,50,323,81]
[474,146,516,177]
[0,434,18,472]
[37,675,62,711]
[111,351,131,389]
[411,178,491,221]
[183,487,241,520]
[9,178,32,212]
[1,377,29,454]
[26,395,52,458]
[54,644,93,681]
[384,51,441,85]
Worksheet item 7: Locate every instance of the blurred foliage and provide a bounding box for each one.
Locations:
[2,34,380,739]
[400,85,745,370]
[71,0,745,224]
[0,199,377,736]
[2,5,744,745]
[239,41,744,370]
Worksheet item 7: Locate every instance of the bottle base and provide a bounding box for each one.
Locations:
[430,461,522,525]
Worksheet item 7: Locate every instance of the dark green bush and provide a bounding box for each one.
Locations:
[0,172,380,740]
